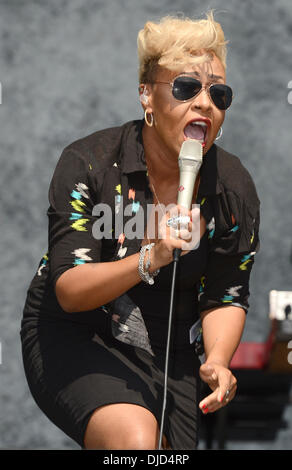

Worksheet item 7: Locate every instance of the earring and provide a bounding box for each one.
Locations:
[144,109,154,127]
[215,127,223,140]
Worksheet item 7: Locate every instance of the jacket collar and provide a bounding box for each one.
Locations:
[120,120,147,174]
[198,143,222,196]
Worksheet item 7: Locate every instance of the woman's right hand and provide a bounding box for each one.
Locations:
[144,204,201,273]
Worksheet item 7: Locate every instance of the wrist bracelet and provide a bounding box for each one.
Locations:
[138,243,160,285]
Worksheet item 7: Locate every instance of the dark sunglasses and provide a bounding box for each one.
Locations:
[152,75,233,110]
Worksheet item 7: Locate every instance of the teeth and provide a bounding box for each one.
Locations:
[191,121,207,127]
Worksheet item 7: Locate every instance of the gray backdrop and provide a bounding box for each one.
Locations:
[1,0,291,450]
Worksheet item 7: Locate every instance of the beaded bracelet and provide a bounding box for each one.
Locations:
[138,243,160,285]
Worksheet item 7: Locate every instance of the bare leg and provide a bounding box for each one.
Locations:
[83,403,171,450]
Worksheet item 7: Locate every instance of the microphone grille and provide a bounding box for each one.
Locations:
[179,139,203,161]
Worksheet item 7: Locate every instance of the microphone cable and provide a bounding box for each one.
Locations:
[157,139,202,449]
[158,247,181,450]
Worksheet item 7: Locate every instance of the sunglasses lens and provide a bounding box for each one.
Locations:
[210,84,233,110]
[171,77,233,110]
[172,77,202,101]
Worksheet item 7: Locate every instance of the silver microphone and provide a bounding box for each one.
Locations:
[173,139,203,261]
[177,139,203,208]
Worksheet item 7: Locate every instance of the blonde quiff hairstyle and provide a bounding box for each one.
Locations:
[137,11,228,83]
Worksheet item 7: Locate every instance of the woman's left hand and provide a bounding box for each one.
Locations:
[198,361,237,413]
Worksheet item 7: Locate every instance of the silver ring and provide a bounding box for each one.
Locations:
[167,215,190,229]
[166,217,176,228]
[225,389,230,400]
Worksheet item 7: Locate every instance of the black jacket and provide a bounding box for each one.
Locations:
[21,120,260,355]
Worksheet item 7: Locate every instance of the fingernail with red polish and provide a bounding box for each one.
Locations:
[202,404,207,410]
[203,407,209,414]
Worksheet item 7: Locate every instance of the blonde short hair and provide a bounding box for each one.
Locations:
[137,11,228,83]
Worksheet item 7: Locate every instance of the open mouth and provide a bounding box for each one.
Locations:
[184,120,209,147]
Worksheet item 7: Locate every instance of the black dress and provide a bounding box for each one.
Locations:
[20,120,260,450]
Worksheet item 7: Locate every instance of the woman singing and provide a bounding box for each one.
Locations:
[21,12,260,450]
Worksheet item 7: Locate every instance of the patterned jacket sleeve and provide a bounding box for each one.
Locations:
[198,188,260,314]
[47,146,102,288]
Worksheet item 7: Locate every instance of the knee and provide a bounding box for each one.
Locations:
[83,403,160,450]
[122,429,157,450]
[84,426,157,450]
